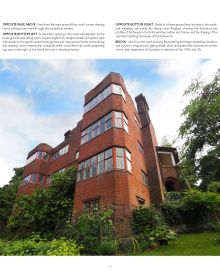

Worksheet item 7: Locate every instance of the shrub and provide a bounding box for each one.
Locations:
[132,205,166,235]
[165,191,186,201]
[0,234,81,256]
[71,208,115,254]
[161,190,220,230]
[97,239,119,255]
[132,206,175,245]
[208,182,220,194]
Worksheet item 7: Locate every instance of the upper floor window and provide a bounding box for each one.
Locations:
[77,147,131,182]
[84,83,126,114]
[81,111,128,145]
[77,148,113,182]
[75,151,79,160]
[21,173,45,185]
[138,141,144,154]
[25,151,49,165]
[52,145,69,160]
[81,112,112,145]
[142,170,148,186]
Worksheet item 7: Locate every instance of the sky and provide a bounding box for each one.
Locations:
[0,58,219,187]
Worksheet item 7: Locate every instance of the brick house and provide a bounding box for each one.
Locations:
[17,72,184,237]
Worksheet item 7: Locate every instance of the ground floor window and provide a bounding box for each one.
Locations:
[84,198,100,213]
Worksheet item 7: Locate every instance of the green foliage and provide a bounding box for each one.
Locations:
[179,69,220,188]
[165,191,186,201]
[71,207,115,254]
[161,190,220,229]
[132,206,175,245]
[97,239,119,255]
[0,234,81,256]
[132,206,166,235]
[7,166,77,237]
[0,167,23,232]
[208,181,220,194]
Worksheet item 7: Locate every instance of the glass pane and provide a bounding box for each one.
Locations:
[124,122,128,133]
[123,114,128,124]
[38,151,43,159]
[85,159,90,167]
[43,153,49,160]
[31,174,37,183]
[126,150,131,160]
[105,157,113,171]
[83,168,90,179]
[78,162,84,170]
[105,85,111,96]
[91,156,97,165]
[116,157,125,169]
[93,127,99,138]
[105,148,112,159]
[92,200,99,212]
[97,161,105,174]
[105,119,112,130]
[105,112,112,121]
[116,147,124,157]
[100,124,105,133]
[112,84,121,95]
[90,164,97,177]
[87,132,92,141]
[115,118,123,128]
[98,152,104,162]
[115,111,122,118]
[126,159,131,172]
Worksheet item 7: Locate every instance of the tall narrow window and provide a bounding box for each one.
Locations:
[142,170,148,186]
[126,150,131,172]
[116,147,125,169]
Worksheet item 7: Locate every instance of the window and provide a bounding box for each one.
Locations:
[114,111,128,133]
[84,84,125,114]
[46,176,51,185]
[22,173,39,185]
[116,147,125,169]
[137,196,145,206]
[52,145,69,160]
[142,170,148,186]
[138,142,144,154]
[81,111,128,145]
[30,174,37,183]
[57,168,65,174]
[39,175,45,184]
[115,112,123,128]
[84,199,100,213]
[75,151,79,159]
[81,113,113,145]
[25,151,49,165]
[77,148,113,182]
[126,150,132,172]
[77,147,131,182]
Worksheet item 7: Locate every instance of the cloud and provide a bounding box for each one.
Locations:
[121,59,220,146]
[0,93,81,187]
[150,59,220,143]
[0,60,20,73]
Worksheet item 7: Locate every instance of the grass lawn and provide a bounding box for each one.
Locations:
[140,232,220,256]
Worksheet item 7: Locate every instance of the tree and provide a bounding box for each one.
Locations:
[7,166,77,237]
[179,69,220,189]
[0,167,23,232]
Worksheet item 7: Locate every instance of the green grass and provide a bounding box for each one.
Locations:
[140,232,220,256]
